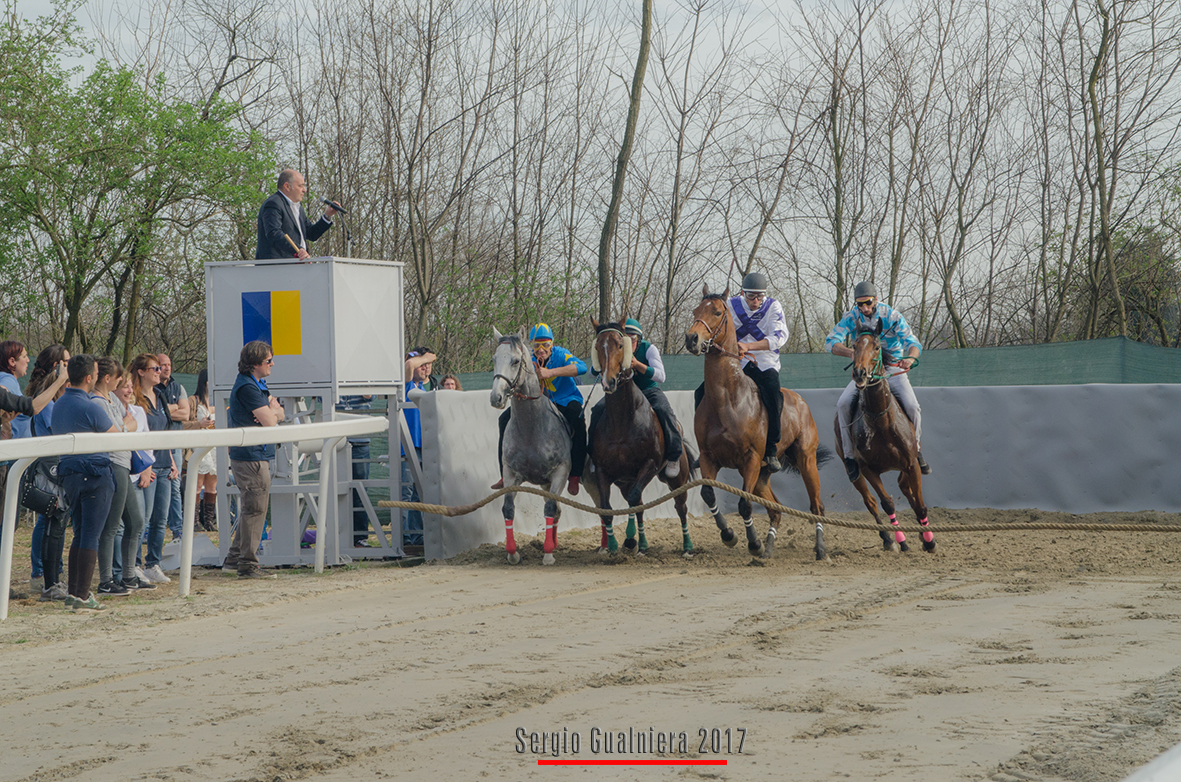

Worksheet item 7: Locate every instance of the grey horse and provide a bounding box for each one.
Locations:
[490,327,572,565]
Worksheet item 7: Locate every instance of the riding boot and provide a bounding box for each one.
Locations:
[844,457,861,483]
[917,452,931,475]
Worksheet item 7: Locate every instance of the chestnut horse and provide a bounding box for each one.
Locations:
[584,319,695,557]
[684,286,828,560]
[835,323,934,552]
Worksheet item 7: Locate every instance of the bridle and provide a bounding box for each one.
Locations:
[691,303,742,359]
[492,337,542,401]
[595,328,634,388]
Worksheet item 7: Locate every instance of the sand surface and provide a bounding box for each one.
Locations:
[5,507,1181,782]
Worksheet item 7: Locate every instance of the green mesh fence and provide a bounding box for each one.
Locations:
[458,337,1181,390]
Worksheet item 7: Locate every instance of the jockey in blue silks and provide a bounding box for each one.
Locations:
[825,280,929,482]
[493,323,588,495]
[694,271,789,473]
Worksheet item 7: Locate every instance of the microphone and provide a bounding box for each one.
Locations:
[322,198,348,215]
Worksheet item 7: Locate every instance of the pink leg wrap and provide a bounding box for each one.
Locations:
[504,519,517,554]
[889,515,906,543]
[920,518,933,543]
[544,517,556,554]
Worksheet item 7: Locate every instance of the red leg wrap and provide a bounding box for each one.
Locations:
[543,517,556,554]
[504,520,517,554]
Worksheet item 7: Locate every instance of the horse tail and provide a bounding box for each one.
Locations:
[684,439,701,479]
[814,443,835,468]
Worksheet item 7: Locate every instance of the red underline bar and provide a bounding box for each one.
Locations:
[538,759,728,766]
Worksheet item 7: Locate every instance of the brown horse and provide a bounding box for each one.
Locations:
[684,285,828,560]
[835,323,933,552]
[584,319,695,557]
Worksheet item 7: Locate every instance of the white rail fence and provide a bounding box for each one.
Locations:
[1,415,389,620]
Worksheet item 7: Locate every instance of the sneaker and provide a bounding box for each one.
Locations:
[71,593,106,612]
[97,581,130,597]
[763,454,782,473]
[917,452,931,475]
[567,476,580,496]
[221,559,239,573]
[844,457,861,482]
[40,582,69,602]
[662,459,681,479]
[143,565,171,584]
[122,577,156,591]
[237,567,277,580]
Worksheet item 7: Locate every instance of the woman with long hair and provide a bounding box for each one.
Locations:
[92,357,142,596]
[0,340,31,441]
[115,374,155,591]
[24,345,71,601]
[192,369,219,531]
[128,353,175,584]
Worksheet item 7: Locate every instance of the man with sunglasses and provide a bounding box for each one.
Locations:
[225,341,285,578]
[491,323,587,495]
[721,272,790,473]
[826,281,929,482]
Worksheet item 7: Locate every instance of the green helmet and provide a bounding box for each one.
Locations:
[623,318,643,336]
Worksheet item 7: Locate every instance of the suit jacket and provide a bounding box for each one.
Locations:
[255,191,332,259]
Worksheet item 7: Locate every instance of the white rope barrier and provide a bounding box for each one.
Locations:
[1,414,388,620]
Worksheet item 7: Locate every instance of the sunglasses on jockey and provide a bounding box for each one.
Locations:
[856,297,877,310]
[532,339,553,350]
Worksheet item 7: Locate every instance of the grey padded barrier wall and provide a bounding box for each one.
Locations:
[415,384,1181,560]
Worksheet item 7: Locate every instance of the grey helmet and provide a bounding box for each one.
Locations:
[853,280,878,301]
[741,272,769,293]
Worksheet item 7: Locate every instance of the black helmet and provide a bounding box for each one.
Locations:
[741,272,769,293]
[853,281,877,301]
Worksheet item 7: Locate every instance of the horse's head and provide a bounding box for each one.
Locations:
[591,317,633,394]
[489,327,534,409]
[851,320,885,389]
[685,284,731,355]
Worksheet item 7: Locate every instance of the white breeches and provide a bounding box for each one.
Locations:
[836,369,922,456]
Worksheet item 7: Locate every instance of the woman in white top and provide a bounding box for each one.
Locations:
[191,369,218,531]
[113,373,156,591]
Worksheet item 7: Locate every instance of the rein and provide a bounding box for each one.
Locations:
[692,313,742,359]
[493,338,542,401]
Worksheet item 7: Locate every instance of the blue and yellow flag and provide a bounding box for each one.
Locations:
[241,290,302,355]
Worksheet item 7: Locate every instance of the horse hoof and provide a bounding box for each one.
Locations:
[598,547,609,555]
[721,530,738,548]
[922,540,936,552]
[749,543,765,558]
[624,538,637,550]
[543,553,555,565]
[763,536,775,558]
[899,541,910,553]
[507,551,521,565]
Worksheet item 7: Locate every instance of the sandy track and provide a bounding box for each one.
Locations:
[5,508,1181,782]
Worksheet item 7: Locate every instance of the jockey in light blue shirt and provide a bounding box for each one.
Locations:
[493,323,588,495]
[825,281,929,482]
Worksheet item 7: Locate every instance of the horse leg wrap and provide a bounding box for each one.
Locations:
[767,527,777,540]
[919,518,933,543]
[543,517,556,554]
[626,515,637,540]
[889,514,906,543]
[708,505,719,517]
[599,523,609,550]
[504,520,517,554]
[744,518,754,528]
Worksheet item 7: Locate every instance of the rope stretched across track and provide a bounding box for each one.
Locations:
[378,478,1181,535]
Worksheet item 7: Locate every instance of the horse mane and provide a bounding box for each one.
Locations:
[498,334,523,345]
[701,293,726,302]
[595,322,625,334]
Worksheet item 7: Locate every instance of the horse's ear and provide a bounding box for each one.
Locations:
[492,326,502,341]
[722,287,730,298]
[591,316,599,330]
[875,319,883,336]
[701,282,710,298]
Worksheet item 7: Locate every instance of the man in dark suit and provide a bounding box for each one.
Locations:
[255,169,337,259]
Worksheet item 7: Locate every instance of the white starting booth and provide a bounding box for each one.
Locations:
[205,256,406,566]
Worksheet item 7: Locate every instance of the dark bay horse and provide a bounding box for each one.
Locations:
[584,319,695,557]
[836,323,934,552]
[490,327,571,565]
[684,286,828,559]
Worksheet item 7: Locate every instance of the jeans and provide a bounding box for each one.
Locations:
[167,450,183,540]
[350,442,371,543]
[114,486,146,583]
[401,450,423,546]
[97,464,130,584]
[143,473,173,568]
[62,469,115,552]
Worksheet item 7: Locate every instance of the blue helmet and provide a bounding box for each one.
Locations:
[529,323,554,342]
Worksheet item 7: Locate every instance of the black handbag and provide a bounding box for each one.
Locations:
[18,458,69,518]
